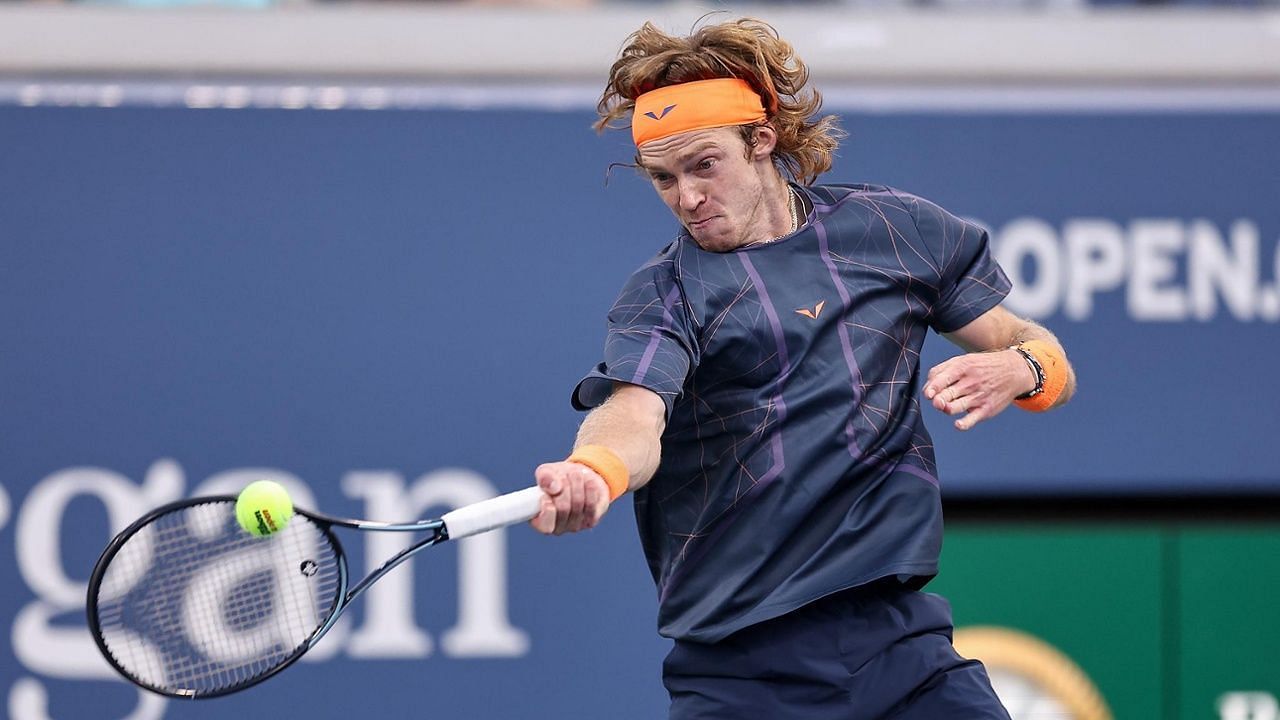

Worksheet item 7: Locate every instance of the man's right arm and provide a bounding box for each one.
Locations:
[530,382,667,536]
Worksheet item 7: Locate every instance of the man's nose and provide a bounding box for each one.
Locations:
[677,180,704,212]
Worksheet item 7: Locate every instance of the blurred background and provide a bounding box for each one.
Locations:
[2,2,1278,719]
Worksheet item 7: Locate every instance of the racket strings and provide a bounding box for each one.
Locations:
[92,500,342,696]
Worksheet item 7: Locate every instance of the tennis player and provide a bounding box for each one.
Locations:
[531,18,1076,719]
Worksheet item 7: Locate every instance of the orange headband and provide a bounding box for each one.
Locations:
[632,78,768,147]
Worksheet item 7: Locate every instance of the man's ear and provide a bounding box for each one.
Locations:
[750,125,779,160]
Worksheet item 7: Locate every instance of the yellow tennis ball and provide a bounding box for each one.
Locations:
[235,480,294,537]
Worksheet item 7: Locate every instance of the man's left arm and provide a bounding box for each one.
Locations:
[923,305,1077,431]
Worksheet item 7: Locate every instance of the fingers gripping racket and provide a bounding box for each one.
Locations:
[86,486,544,698]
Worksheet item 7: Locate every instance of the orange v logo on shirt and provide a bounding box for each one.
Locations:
[795,301,826,320]
[644,104,678,121]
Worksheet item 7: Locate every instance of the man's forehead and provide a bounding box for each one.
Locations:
[637,127,740,167]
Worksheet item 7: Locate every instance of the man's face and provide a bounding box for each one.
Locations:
[638,126,778,253]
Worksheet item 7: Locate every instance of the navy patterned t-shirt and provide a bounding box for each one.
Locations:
[573,184,1011,643]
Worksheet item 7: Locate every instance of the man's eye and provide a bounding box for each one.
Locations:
[697,159,715,171]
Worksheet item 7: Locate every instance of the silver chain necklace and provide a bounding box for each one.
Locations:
[749,187,800,247]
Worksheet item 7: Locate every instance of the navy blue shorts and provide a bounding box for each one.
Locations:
[663,581,1010,720]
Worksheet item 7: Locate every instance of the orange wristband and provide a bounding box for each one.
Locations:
[567,444,629,502]
[1013,340,1069,413]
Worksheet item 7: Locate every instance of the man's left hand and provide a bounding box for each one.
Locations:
[923,349,1037,431]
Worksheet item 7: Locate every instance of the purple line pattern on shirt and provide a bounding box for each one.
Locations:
[658,252,790,603]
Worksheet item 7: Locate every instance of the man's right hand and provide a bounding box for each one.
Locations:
[531,461,611,535]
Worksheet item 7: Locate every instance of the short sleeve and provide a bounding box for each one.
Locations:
[897,192,1012,333]
[572,253,698,419]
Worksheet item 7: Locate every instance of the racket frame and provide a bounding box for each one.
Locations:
[86,495,453,699]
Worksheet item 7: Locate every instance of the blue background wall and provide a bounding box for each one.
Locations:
[2,104,1278,719]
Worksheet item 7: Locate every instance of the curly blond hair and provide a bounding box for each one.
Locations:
[596,18,843,185]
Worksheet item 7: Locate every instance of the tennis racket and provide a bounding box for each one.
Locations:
[86,486,544,698]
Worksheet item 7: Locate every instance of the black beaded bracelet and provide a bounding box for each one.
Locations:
[1010,345,1045,400]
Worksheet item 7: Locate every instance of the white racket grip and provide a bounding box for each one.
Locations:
[442,487,545,540]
